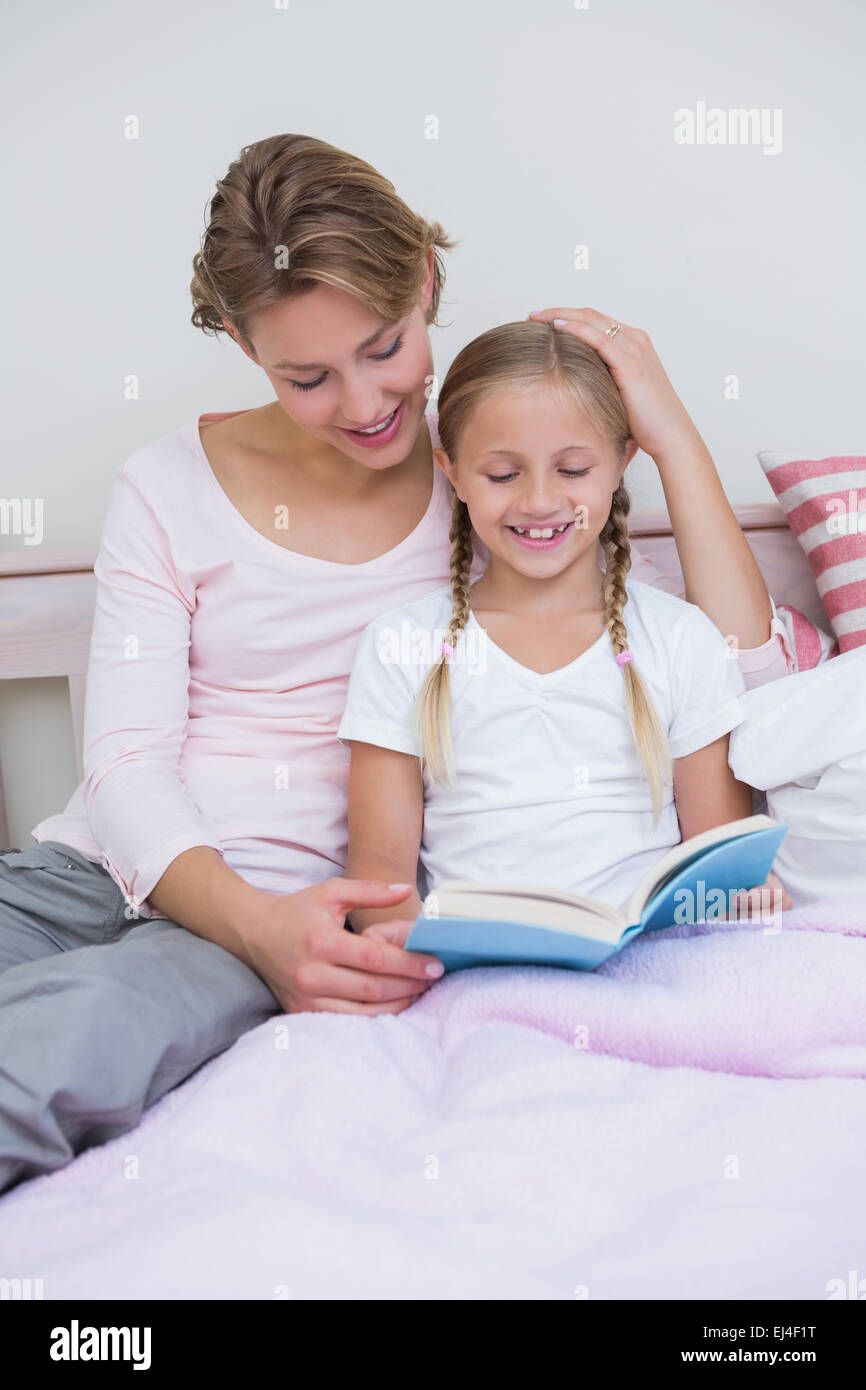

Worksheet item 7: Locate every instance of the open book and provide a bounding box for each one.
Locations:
[405,815,789,974]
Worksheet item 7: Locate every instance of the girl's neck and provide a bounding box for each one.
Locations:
[471,545,607,618]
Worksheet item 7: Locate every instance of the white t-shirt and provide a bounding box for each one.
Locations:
[337,578,746,909]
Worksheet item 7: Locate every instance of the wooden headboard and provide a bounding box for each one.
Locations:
[0,547,95,847]
[0,502,825,846]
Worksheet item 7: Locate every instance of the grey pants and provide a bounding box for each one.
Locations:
[0,840,281,1195]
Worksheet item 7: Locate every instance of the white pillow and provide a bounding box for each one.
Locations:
[728,648,866,907]
[758,750,866,907]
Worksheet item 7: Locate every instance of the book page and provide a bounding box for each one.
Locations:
[429,882,624,938]
[439,880,620,915]
[622,814,778,923]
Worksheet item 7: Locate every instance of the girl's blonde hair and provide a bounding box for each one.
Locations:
[190,133,457,349]
[415,320,673,824]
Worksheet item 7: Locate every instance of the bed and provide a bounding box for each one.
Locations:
[1,505,864,1300]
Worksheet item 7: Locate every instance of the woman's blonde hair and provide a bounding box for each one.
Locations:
[190,133,457,349]
[415,320,673,824]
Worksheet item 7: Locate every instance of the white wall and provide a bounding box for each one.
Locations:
[2,0,864,841]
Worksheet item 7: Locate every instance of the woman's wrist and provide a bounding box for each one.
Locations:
[648,417,708,475]
[148,846,275,969]
[643,419,774,647]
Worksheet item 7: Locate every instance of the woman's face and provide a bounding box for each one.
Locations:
[435,384,637,582]
[224,249,436,471]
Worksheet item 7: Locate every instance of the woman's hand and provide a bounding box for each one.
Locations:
[528,306,775,650]
[527,307,697,461]
[239,878,443,1015]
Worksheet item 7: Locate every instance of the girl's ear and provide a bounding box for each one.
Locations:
[617,438,640,480]
[433,447,464,499]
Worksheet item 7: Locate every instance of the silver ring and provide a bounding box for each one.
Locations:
[606,322,622,341]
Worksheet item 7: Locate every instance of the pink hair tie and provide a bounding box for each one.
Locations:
[441,640,455,660]
[615,650,634,667]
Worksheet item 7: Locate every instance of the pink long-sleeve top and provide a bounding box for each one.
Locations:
[32,410,795,918]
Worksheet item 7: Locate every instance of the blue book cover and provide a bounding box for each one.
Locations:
[404,816,789,974]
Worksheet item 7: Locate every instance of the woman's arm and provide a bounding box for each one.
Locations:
[629,543,795,689]
[652,421,772,649]
[344,740,425,932]
[81,459,439,1011]
[528,308,774,649]
[82,459,233,915]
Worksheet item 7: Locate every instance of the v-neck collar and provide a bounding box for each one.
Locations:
[465,604,610,688]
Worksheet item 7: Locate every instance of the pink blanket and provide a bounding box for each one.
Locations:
[1,896,864,1299]
[411,895,866,1078]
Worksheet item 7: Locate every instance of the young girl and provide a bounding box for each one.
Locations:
[339,320,790,928]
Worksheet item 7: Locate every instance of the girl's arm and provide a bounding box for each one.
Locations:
[673,732,754,839]
[344,740,425,933]
[672,733,792,912]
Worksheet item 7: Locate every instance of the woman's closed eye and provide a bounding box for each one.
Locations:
[487,467,591,483]
[286,333,405,392]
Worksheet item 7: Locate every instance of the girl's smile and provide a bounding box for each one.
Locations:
[505,519,574,549]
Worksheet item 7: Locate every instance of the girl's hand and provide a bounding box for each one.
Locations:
[241,878,443,1015]
[527,307,696,461]
[720,870,793,922]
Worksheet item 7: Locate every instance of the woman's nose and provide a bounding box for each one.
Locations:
[337,380,384,428]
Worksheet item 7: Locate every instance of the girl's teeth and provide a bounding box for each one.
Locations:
[355,407,397,435]
[511,523,569,538]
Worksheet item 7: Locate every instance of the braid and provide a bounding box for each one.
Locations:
[600,484,632,657]
[445,494,473,644]
[601,485,673,825]
[414,490,474,786]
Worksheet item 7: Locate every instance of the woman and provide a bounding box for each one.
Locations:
[0,133,792,1192]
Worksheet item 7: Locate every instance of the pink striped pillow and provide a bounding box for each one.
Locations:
[758,452,866,655]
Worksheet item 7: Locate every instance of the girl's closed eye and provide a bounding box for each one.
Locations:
[487,467,591,483]
[287,332,405,392]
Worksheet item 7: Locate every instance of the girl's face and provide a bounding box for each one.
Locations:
[435,385,637,581]
[223,247,436,471]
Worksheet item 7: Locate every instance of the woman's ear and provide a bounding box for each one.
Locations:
[222,319,258,364]
[421,245,436,315]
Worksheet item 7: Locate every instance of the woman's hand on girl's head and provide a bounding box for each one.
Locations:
[527,307,697,462]
[241,878,443,1016]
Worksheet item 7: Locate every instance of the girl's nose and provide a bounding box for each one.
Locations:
[520,479,561,516]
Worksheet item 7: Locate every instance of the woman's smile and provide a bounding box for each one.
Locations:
[336,399,406,447]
